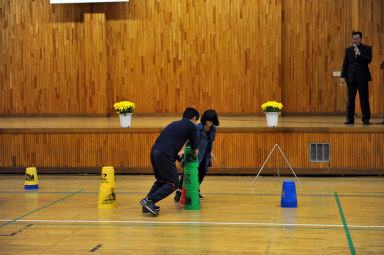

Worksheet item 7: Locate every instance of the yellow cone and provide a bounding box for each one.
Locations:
[100,166,116,189]
[25,167,38,189]
[99,166,117,207]
[98,187,116,209]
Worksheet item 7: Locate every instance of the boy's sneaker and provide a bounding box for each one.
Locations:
[174,190,182,202]
[142,205,160,213]
[199,193,204,200]
[140,198,159,216]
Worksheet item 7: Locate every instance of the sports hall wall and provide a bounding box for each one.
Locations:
[1,0,383,116]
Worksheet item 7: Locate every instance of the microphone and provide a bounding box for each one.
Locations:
[354,44,358,57]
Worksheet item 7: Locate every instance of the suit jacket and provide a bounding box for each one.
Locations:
[341,43,372,83]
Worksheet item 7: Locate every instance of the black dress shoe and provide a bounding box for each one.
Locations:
[344,120,354,125]
[363,121,370,125]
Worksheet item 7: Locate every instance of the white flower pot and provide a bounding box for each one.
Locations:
[265,112,279,127]
[119,113,132,128]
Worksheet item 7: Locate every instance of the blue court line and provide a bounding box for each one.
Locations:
[335,192,356,255]
[0,189,84,229]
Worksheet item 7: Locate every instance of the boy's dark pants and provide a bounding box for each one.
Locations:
[146,149,179,203]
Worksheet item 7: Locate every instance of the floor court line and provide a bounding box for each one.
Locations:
[0,219,383,229]
[0,189,84,228]
[335,191,356,255]
[2,191,384,198]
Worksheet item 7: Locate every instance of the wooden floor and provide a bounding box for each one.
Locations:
[1,175,384,254]
[1,115,384,130]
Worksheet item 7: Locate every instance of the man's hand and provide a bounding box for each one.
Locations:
[339,78,345,86]
[195,149,199,156]
[354,46,361,56]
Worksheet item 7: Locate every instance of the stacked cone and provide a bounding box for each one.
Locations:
[180,186,187,205]
[183,147,200,210]
[98,166,117,209]
[24,167,39,189]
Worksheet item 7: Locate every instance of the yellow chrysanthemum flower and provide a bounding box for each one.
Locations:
[114,101,135,114]
[261,101,283,112]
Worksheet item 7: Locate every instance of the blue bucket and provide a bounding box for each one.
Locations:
[281,181,297,208]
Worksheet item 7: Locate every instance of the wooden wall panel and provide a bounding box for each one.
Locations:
[1,131,383,171]
[282,0,384,116]
[213,132,384,169]
[0,132,158,168]
[0,0,383,115]
[84,10,108,113]
[1,0,281,114]
[282,0,353,113]
[105,0,281,114]
[357,0,384,118]
[0,2,90,114]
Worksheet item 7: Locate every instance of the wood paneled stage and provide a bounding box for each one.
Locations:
[1,115,383,175]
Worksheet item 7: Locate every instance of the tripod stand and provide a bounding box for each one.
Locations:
[251,144,302,186]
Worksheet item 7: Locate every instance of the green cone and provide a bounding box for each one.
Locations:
[183,146,200,189]
[183,146,200,210]
[184,146,199,168]
[185,189,200,210]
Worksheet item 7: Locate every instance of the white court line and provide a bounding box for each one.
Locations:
[0,219,383,228]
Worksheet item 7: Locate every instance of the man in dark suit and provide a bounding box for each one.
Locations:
[340,31,372,125]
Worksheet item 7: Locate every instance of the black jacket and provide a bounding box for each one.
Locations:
[152,118,198,160]
[341,43,372,83]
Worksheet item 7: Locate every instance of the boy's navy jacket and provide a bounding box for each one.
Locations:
[152,118,198,160]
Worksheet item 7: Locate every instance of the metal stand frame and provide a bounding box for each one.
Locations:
[251,144,302,186]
